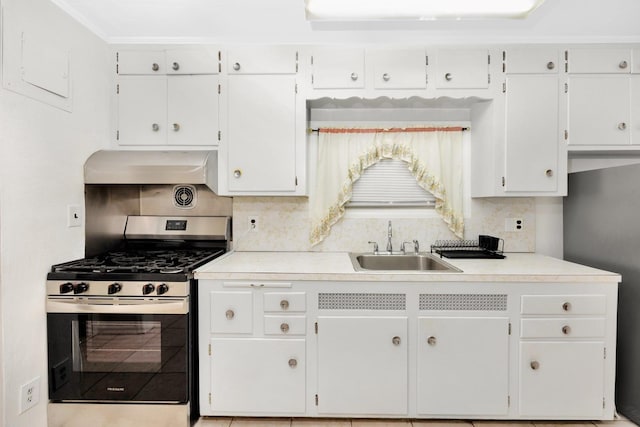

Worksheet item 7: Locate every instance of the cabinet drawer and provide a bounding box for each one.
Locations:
[521,295,606,315]
[311,47,365,89]
[432,49,489,89]
[369,49,427,89]
[264,292,306,312]
[568,48,632,73]
[118,50,166,75]
[505,48,559,74]
[226,46,298,74]
[222,281,292,288]
[210,291,253,334]
[521,318,606,338]
[164,48,219,74]
[264,315,306,336]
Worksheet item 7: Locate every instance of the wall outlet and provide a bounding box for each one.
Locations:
[67,205,82,227]
[247,215,259,232]
[19,377,40,414]
[505,218,524,232]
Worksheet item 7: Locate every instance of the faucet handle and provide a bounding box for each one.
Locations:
[413,239,420,253]
[368,241,379,255]
[401,241,415,254]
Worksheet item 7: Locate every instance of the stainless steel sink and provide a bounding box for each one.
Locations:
[349,253,462,272]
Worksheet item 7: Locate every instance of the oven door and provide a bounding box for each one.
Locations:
[47,297,190,403]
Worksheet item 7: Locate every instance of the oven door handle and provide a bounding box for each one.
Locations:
[46,297,189,315]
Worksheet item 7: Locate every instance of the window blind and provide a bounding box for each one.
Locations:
[348,159,436,207]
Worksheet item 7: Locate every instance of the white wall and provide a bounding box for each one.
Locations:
[0,0,110,425]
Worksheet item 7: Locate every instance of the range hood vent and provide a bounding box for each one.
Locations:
[84,150,219,193]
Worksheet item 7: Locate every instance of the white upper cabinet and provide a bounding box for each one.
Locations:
[117,76,167,146]
[311,47,365,89]
[567,48,632,74]
[369,48,427,89]
[118,47,219,75]
[504,48,559,74]
[226,46,298,74]
[432,49,490,89]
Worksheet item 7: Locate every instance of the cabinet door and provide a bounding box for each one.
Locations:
[165,47,219,74]
[568,48,632,74]
[317,316,408,416]
[417,317,509,416]
[311,47,365,89]
[505,75,559,192]
[226,75,297,193]
[208,338,305,414]
[433,49,489,89]
[226,46,297,74]
[568,76,630,146]
[167,75,219,146]
[369,49,427,89]
[117,50,165,75]
[519,341,605,417]
[116,76,167,145]
[505,48,559,74]
[210,291,253,334]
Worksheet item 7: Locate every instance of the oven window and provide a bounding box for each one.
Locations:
[48,313,189,402]
[76,320,162,372]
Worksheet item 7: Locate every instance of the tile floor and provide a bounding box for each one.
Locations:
[194,416,638,427]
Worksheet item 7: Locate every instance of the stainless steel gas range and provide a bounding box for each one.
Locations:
[46,151,232,427]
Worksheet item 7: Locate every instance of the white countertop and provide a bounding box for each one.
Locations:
[195,251,621,283]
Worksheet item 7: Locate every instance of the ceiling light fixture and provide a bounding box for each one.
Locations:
[305,0,545,20]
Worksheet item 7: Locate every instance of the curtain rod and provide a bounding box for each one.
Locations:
[308,126,469,134]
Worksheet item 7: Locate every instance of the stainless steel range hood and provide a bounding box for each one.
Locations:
[84,150,218,192]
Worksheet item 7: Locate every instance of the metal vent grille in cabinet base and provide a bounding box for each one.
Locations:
[419,294,507,311]
[318,293,406,310]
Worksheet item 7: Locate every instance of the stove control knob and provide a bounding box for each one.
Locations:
[108,283,122,295]
[157,284,169,295]
[59,282,75,294]
[143,283,155,295]
[74,283,89,294]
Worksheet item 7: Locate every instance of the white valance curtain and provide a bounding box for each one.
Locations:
[309,126,464,246]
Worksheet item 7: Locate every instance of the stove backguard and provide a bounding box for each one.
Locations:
[85,184,233,257]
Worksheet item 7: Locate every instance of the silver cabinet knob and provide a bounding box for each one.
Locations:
[350,72,358,81]
[562,325,571,335]
[152,63,160,72]
[280,299,290,310]
[233,62,241,71]
[172,62,180,71]
[172,123,180,132]
[280,323,290,333]
[562,302,571,312]
[545,169,553,177]
[382,73,390,82]
[392,336,401,345]
[619,60,629,69]
[288,358,298,368]
[151,123,160,132]
[427,336,437,346]
[530,360,540,370]
[233,169,242,179]
[445,73,453,81]
[547,61,555,70]
[225,309,235,320]
[619,122,627,130]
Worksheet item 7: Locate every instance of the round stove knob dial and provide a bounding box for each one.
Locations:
[108,283,122,295]
[143,283,155,295]
[157,284,169,295]
[59,282,75,294]
[74,283,89,294]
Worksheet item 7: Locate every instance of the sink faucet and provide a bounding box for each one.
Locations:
[386,220,393,254]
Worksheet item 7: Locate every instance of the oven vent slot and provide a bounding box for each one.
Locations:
[173,185,196,209]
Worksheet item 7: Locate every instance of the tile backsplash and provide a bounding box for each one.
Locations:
[232,197,535,253]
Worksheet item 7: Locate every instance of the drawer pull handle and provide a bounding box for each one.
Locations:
[151,123,160,132]
[172,62,180,71]
[280,299,290,310]
[350,72,358,81]
[233,169,242,179]
[619,122,627,131]
[547,61,555,70]
[225,309,235,320]
[427,336,437,346]
[445,72,453,81]
[151,63,160,72]
[280,323,290,333]
[530,360,540,370]
[562,302,571,312]
[562,325,571,335]
[382,73,390,82]
[288,358,298,368]
[233,62,241,71]
[172,123,180,132]
[619,60,629,69]
[392,336,401,345]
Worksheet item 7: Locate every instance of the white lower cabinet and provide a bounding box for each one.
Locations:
[417,317,509,416]
[316,316,408,415]
[519,341,605,417]
[209,338,306,414]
